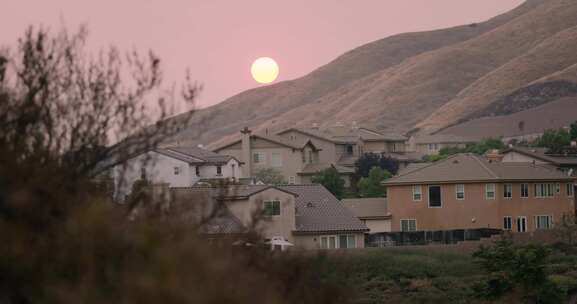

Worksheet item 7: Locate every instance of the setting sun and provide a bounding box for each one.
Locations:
[251,57,279,84]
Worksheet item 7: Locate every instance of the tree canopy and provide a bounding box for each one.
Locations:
[357,167,390,198]
[354,153,399,177]
[254,168,286,185]
[311,167,345,199]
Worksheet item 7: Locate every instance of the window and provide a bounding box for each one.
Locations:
[401,219,417,232]
[263,201,281,216]
[174,166,181,175]
[568,183,575,197]
[195,166,200,176]
[216,166,222,176]
[517,217,527,232]
[556,183,561,194]
[253,152,265,164]
[455,184,465,200]
[503,183,512,199]
[346,145,354,155]
[302,152,306,163]
[412,185,422,201]
[521,183,529,198]
[428,185,442,207]
[503,216,512,230]
[271,152,282,167]
[534,183,554,198]
[320,236,337,249]
[485,184,496,200]
[308,150,314,163]
[338,235,356,249]
[288,176,296,185]
[428,143,439,151]
[535,215,553,230]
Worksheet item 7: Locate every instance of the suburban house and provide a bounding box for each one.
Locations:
[407,134,477,155]
[342,198,391,233]
[500,146,577,177]
[169,184,368,250]
[114,146,242,200]
[382,153,575,233]
[212,127,355,185]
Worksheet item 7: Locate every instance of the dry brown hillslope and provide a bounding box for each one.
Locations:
[171,0,577,146]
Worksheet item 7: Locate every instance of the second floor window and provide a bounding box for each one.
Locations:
[195,166,200,176]
[253,152,265,164]
[485,184,496,200]
[412,185,422,201]
[521,183,529,198]
[534,183,554,198]
[263,200,281,216]
[503,183,512,199]
[288,176,296,185]
[568,183,575,197]
[455,184,465,200]
[173,167,180,175]
[216,166,222,176]
[428,185,442,208]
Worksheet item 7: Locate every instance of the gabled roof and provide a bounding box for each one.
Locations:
[212,133,320,152]
[155,146,237,165]
[502,147,577,166]
[341,198,390,219]
[278,184,368,234]
[382,153,574,186]
[412,134,478,144]
[277,126,406,144]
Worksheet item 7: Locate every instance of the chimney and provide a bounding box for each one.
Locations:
[240,127,252,177]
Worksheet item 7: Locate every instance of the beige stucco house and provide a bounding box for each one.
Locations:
[212,128,355,185]
[500,146,577,177]
[170,184,368,250]
[382,153,575,233]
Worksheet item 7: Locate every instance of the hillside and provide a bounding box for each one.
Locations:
[170,0,577,146]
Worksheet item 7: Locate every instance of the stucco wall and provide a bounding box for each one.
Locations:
[387,182,575,232]
[225,188,297,243]
[362,219,392,233]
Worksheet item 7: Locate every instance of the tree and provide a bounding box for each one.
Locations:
[311,167,345,199]
[254,168,286,185]
[357,167,390,197]
[570,121,577,141]
[354,153,399,177]
[536,129,571,154]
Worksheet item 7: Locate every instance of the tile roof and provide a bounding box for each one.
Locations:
[502,147,577,166]
[412,134,478,144]
[382,153,574,185]
[341,198,390,219]
[278,126,406,144]
[156,146,235,165]
[278,184,368,234]
[212,133,318,152]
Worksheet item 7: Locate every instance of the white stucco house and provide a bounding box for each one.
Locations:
[114,146,242,200]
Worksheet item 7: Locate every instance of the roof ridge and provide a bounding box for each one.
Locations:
[470,154,499,179]
[389,153,463,180]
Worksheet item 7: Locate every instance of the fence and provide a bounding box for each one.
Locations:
[366,228,503,247]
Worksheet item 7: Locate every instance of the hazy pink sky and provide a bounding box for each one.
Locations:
[2,0,524,109]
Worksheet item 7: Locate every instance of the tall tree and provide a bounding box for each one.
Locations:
[536,129,571,154]
[354,153,399,177]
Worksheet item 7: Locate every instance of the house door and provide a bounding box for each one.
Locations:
[516,216,527,232]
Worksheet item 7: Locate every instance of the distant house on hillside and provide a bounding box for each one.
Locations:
[407,134,478,155]
[501,146,577,177]
[114,146,241,200]
[276,123,419,171]
[211,127,355,185]
[168,184,368,250]
[382,153,575,233]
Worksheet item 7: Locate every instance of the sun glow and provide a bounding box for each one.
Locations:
[251,57,279,84]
